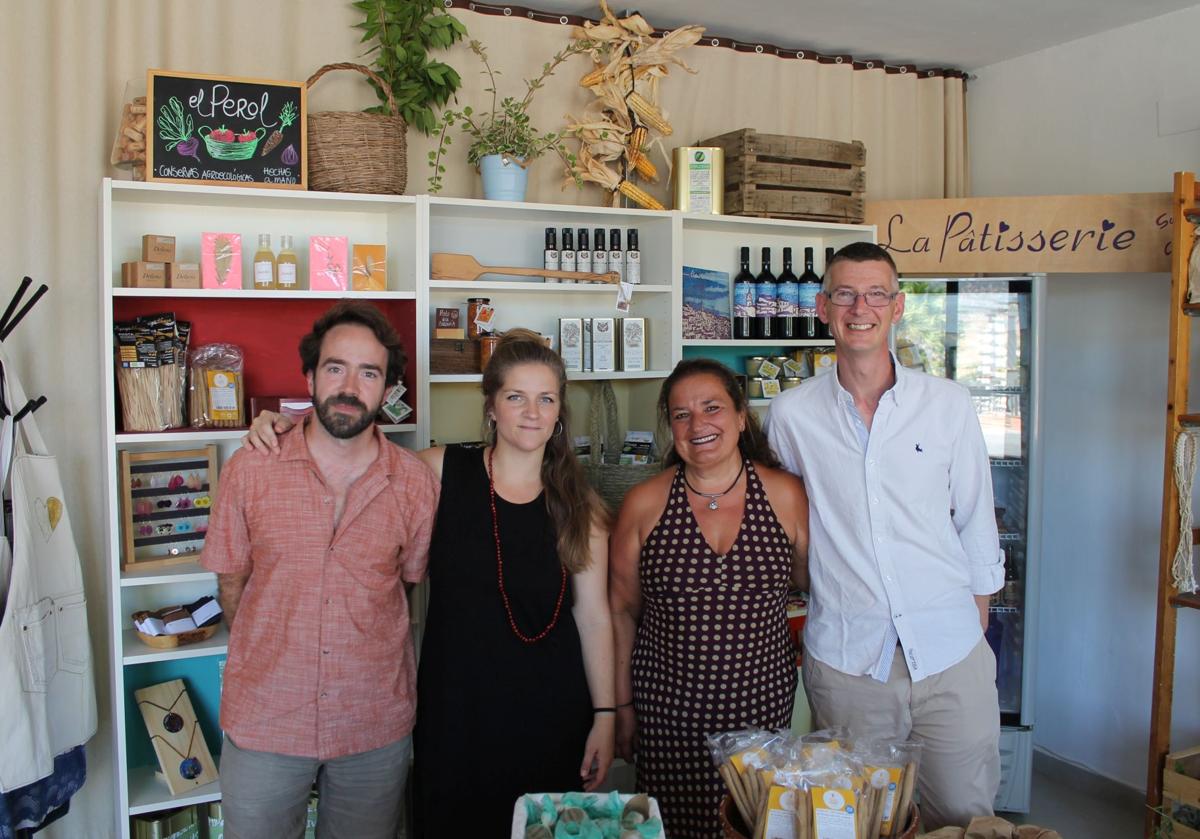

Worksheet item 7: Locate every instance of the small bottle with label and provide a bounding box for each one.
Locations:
[544,227,560,283]
[609,228,624,284]
[593,228,608,280]
[253,233,276,290]
[577,228,592,277]
[276,235,299,290]
[626,228,641,284]
[560,227,576,283]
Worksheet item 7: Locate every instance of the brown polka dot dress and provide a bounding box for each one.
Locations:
[632,461,797,838]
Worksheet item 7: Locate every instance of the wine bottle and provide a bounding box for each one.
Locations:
[577,228,592,275]
[732,246,755,339]
[609,228,624,284]
[593,228,608,279]
[753,246,777,339]
[775,247,798,339]
[798,246,823,339]
[544,227,560,284]
[560,227,576,283]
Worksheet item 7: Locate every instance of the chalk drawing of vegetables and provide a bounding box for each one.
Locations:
[261,101,297,157]
[281,144,299,166]
[157,96,200,161]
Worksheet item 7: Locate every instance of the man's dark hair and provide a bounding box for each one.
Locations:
[823,241,899,291]
[299,301,407,387]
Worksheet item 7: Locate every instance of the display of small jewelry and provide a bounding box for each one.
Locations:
[118,446,219,571]
[134,678,219,795]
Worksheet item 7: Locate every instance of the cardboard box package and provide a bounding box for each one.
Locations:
[168,263,200,289]
[121,261,166,288]
[619,317,646,372]
[559,318,583,372]
[592,317,615,373]
[142,234,176,263]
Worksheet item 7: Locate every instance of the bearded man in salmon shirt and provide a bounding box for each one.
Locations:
[202,300,438,839]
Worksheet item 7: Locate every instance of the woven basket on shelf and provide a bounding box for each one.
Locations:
[585,379,660,512]
[305,62,407,194]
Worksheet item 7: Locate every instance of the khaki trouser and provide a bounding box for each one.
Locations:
[220,734,411,839]
[803,637,1001,831]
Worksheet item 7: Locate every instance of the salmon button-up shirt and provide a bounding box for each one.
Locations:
[201,422,439,759]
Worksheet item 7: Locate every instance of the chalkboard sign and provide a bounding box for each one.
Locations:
[146,69,307,189]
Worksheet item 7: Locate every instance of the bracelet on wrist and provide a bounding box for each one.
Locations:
[593,707,616,714]
[617,701,634,708]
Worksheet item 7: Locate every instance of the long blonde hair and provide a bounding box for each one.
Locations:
[481,329,608,572]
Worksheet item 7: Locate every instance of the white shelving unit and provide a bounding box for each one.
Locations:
[101,180,425,838]
[101,179,875,834]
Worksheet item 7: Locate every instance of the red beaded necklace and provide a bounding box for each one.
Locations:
[487,447,567,644]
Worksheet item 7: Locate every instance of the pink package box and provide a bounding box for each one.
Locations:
[309,236,349,291]
[200,232,243,290]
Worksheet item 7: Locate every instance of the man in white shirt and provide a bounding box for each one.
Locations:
[765,242,1003,831]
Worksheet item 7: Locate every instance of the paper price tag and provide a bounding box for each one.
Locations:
[616,282,634,313]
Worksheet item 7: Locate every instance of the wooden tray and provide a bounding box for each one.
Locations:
[131,610,219,648]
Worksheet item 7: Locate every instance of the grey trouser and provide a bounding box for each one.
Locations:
[803,637,1001,832]
[220,734,412,839]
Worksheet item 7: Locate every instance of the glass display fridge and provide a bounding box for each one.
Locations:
[894,275,1045,814]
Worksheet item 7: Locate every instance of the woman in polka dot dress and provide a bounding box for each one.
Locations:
[610,359,810,838]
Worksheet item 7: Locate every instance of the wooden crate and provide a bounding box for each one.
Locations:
[430,338,480,375]
[1163,746,1200,837]
[701,128,865,223]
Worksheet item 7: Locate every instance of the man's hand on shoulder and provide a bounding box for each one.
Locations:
[242,410,297,455]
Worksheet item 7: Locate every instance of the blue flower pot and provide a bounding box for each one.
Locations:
[478,154,528,201]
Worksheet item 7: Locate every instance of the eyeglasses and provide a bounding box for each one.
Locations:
[825,288,899,307]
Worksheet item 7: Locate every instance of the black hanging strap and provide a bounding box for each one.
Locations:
[13,396,46,423]
[0,277,48,341]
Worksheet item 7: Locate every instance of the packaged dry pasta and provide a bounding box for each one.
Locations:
[188,343,245,428]
[114,313,190,431]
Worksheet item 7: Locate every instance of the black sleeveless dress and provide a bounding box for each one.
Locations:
[633,462,797,838]
[414,445,592,838]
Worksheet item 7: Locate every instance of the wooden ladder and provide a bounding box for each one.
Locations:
[1147,170,1200,837]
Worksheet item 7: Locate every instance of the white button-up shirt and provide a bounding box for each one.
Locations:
[765,358,1003,682]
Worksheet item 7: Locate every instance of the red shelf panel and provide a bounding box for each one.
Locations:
[112,297,418,430]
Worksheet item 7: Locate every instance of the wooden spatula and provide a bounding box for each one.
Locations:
[431,252,620,284]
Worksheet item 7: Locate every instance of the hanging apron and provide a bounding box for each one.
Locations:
[0,348,97,791]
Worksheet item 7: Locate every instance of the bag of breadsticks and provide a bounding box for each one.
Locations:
[797,756,867,839]
[189,343,245,428]
[115,320,169,431]
[706,729,788,832]
[855,740,922,839]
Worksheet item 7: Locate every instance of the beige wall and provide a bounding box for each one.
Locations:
[968,2,1200,792]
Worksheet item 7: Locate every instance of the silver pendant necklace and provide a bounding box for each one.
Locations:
[682,460,746,510]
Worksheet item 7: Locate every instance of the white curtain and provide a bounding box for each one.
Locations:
[0,2,967,835]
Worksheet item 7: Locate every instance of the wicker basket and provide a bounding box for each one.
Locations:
[585,379,660,511]
[305,62,407,195]
[719,794,919,839]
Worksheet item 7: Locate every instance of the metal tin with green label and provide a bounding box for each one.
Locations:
[672,146,724,214]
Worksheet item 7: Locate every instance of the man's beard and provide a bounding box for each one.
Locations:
[314,393,377,439]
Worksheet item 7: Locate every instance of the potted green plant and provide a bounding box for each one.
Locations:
[355,0,467,135]
[427,39,590,200]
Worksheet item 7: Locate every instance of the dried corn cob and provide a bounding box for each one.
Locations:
[634,154,658,181]
[618,179,665,210]
[628,92,672,135]
[627,126,648,166]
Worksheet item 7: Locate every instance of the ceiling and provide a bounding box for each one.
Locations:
[518,0,1200,70]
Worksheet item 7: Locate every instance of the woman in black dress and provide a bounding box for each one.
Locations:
[412,330,614,834]
[609,359,809,838]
